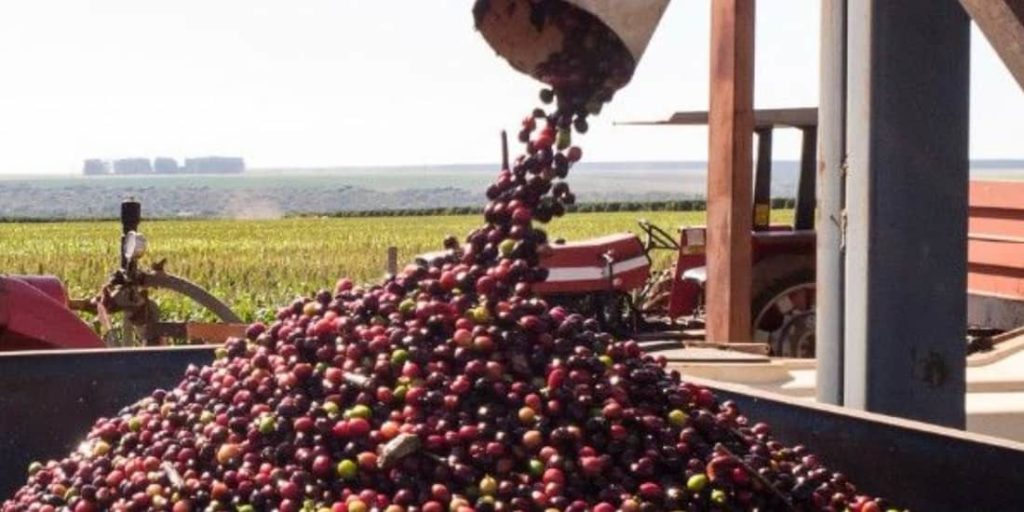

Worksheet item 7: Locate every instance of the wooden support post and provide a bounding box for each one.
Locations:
[706,0,755,343]
[960,0,1024,92]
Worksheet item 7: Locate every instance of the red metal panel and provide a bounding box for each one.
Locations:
[0,276,104,351]
[967,267,1024,299]
[6,275,68,306]
[668,228,708,318]
[967,181,1024,301]
[968,239,1024,270]
[752,230,816,257]
[533,266,649,294]
[542,233,645,267]
[969,209,1024,239]
[969,180,1024,210]
[666,228,816,320]
[535,234,649,294]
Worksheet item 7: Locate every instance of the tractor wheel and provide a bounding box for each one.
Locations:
[751,268,816,358]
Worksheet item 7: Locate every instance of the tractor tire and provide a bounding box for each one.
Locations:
[750,255,816,358]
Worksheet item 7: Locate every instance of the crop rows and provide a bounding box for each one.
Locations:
[0,210,792,326]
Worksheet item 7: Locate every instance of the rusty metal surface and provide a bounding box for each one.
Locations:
[145,322,246,344]
[0,346,213,498]
[184,323,248,343]
[969,292,1024,331]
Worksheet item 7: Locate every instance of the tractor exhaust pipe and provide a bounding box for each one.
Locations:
[474,0,670,100]
[121,199,141,235]
[120,199,141,271]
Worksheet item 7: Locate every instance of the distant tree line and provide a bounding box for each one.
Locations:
[315,198,797,219]
[0,198,797,223]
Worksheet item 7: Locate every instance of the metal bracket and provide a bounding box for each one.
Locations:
[827,209,849,251]
[839,152,850,250]
[840,210,849,251]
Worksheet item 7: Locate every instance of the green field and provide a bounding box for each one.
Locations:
[0,210,793,327]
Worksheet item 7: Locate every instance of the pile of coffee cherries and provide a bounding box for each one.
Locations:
[5,7,895,512]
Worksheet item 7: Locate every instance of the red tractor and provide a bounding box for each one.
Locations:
[529,108,820,356]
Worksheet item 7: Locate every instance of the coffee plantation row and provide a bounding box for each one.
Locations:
[0,211,793,326]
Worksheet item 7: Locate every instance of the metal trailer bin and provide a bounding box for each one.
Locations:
[1,347,1023,511]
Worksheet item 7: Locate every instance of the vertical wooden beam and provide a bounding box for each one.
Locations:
[707,0,755,342]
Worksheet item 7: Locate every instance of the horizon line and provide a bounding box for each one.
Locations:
[4,157,1024,178]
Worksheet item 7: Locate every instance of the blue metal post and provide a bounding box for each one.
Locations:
[844,0,970,427]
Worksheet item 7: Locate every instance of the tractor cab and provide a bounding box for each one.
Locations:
[623,108,820,356]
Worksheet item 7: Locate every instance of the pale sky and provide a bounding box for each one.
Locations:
[0,1,1021,175]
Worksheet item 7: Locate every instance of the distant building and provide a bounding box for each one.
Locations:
[183,156,245,174]
[83,156,245,176]
[82,159,110,176]
[153,157,179,174]
[113,158,153,175]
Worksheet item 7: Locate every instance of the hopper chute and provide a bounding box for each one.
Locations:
[474,0,670,102]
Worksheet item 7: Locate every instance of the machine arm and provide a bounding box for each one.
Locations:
[139,271,243,324]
